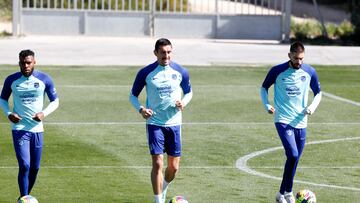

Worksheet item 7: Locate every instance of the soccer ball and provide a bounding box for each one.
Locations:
[296,189,316,203]
[18,195,39,203]
[169,196,189,203]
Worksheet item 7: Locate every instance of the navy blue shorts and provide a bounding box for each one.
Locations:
[12,130,43,169]
[146,124,182,156]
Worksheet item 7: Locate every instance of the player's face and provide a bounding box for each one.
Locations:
[19,55,36,77]
[288,51,304,69]
[154,45,172,66]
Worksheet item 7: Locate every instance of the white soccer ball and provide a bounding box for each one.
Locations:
[18,195,39,203]
[169,196,189,203]
[295,189,316,203]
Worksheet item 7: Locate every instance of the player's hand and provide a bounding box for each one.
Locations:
[33,112,44,122]
[140,108,153,119]
[304,108,312,115]
[175,100,184,111]
[8,113,22,123]
[266,105,275,114]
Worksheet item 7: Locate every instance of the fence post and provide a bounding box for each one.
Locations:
[215,0,219,38]
[283,0,292,42]
[149,0,155,37]
[12,0,20,36]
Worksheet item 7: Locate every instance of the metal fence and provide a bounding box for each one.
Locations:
[13,0,291,40]
[21,0,284,15]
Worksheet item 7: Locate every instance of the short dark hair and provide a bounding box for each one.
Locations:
[154,38,172,52]
[19,49,35,59]
[290,41,305,53]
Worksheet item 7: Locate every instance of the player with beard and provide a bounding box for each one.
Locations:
[260,42,322,203]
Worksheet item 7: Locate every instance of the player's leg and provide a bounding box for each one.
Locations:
[162,156,180,201]
[28,132,43,194]
[164,156,180,184]
[163,125,182,202]
[147,125,166,203]
[152,154,164,203]
[12,130,31,197]
[283,128,306,203]
[275,123,299,194]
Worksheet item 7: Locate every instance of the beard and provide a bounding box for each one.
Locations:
[290,61,301,69]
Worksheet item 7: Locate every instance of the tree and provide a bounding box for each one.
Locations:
[0,0,12,21]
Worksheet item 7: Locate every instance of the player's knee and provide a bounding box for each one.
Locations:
[19,162,30,173]
[152,159,163,171]
[30,166,40,173]
[168,163,180,174]
[287,153,300,161]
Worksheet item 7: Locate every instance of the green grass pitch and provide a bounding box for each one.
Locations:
[0,65,359,202]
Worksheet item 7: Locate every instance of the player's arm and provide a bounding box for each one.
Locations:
[260,67,278,114]
[0,98,22,123]
[304,92,322,115]
[176,67,192,111]
[33,98,59,122]
[0,77,22,123]
[129,93,153,119]
[33,75,59,122]
[129,69,153,119]
[304,71,322,115]
[260,87,275,114]
[175,90,193,111]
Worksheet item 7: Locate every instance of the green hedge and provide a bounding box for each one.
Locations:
[0,0,12,21]
[291,18,357,45]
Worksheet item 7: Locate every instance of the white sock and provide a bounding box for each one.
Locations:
[162,179,171,202]
[155,194,163,203]
[162,179,170,192]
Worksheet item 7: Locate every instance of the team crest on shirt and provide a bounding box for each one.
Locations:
[301,76,306,82]
[34,82,39,88]
[172,74,177,80]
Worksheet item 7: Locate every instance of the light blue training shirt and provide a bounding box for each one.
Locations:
[129,61,192,127]
[261,61,321,128]
[0,70,58,132]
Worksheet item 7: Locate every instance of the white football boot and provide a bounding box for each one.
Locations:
[276,192,287,203]
[284,191,296,203]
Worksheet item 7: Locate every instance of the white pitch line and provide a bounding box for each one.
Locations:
[323,91,360,107]
[0,166,235,169]
[34,122,360,125]
[236,137,360,191]
[0,122,359,125]
[1,165,358,170]
[251,166,360,169]
[55,85,259,88]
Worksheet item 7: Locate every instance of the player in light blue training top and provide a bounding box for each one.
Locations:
[129,38,192,203]
[260,42,322,203]
[0,50,59,200]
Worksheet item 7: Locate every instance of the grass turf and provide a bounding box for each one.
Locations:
[0,65,359,202]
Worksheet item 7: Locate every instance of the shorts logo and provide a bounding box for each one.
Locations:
[172,74,177,80]
[34,82,39,88]
[18,138,24,146]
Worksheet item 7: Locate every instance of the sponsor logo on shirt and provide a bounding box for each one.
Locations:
[286,86,301,96]
[301,76,306,82]
[158,85,173,97]
[172,74,177,80]
[19,92,37,104]
[34,82,39,88]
